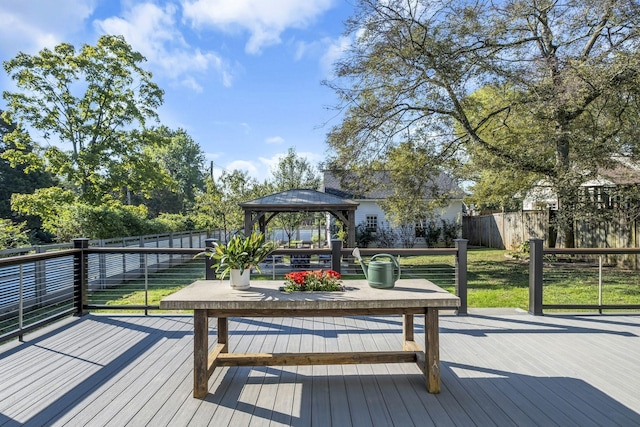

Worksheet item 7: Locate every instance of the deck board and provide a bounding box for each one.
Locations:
[1,312,639,426]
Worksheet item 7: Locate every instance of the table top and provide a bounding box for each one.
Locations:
[159,278,460,311]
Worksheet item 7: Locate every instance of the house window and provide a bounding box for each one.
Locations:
[366,215,378,232]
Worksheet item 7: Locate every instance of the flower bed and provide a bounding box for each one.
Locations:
[282,270,342,292]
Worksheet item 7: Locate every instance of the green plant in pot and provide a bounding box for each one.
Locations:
[206,232,276,290]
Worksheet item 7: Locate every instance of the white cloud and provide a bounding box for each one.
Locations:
[293,35,352,78]
[94,2,234,89]
[265,136,285,144]
[0,0,95,56]
[259,154,284,176]
[226,159,260,177]
[261,149,324,174]
[297,150,325,166]
[320,35,352,77]
[181,0,335,54]
[180,76,204,93]
[219,148,325,183]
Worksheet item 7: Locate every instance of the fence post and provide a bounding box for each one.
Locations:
[204,238,217,280]
[331,239,342,274]
[73,238,90,316]
[529,238,544,315]
[34,246,46,308]
[454,239,468,315]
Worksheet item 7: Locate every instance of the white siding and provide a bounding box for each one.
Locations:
[354,200,463,229]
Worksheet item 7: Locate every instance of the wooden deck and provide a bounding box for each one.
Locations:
[1,311,639,426]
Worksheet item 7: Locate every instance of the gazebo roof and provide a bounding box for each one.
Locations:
[240,189,359,212]
[240,189,358,246]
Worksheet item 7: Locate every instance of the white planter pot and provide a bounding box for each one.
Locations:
[229,269,251,290]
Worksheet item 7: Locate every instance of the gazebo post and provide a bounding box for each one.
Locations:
[347,210,356,248]
[244,210,252,236]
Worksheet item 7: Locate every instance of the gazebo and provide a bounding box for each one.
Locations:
[239,189,359,247]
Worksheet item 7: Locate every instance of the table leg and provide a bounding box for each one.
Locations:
[193,309,208,398]
[402,314,414,344]
[425,308,440,393]
[218,317,228,352]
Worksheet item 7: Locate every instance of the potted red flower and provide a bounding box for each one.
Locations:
[283,269,342,292]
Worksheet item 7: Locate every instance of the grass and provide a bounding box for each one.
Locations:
[88,261,205,313]
[91,248,640,313]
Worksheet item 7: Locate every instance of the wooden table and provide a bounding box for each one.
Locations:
[159,278,460,398]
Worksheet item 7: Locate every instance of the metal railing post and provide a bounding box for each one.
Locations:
[205,238,217,280]
[529,238,544,315]
[34,246,46,308]
[331,239,342,274]
[18,265,24,341]
[454,239,468,315]
[144,253,149,315]
[73,238,90,316]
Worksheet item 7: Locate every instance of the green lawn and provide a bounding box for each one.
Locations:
[91,248,640,313]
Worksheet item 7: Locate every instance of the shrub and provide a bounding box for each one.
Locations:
[0,219,30,250]
[355,221,375,247]
[374,222,397,248]
[441,218,461,247]
[425,220,441,247]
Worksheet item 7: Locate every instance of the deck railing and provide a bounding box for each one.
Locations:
[529,238,640,314]
[0,238,468,343]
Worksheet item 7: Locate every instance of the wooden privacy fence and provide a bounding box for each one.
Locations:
[463,211,640,250]
[462,211,548,250]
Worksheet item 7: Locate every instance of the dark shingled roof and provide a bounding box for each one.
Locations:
[322,171,465,199]
[240,189,358,211]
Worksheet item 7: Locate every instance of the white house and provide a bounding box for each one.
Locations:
[523,157,640,211]
[322,171,465,247]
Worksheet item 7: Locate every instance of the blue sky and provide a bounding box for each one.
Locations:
[0,0,356,181]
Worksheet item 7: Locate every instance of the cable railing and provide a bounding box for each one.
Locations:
[529,239,640,314]
[0,238,468,343]
[0,249,79,343]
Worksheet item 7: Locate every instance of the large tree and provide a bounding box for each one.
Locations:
[270,147,321,245]
[271,147,321,191]
[2,35,165,204]
[325,0,640,247]
[193,169,269,241]
[0,110,55,242]
[131,126,206,215]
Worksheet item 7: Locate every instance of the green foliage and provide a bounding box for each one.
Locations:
[374,223,398,248]
[202,232,276,279]
[355,221,375,248]
[270,147,321,191]
[10,188,193,241]
[193,170,267,240]
[0,219,30,250]
[151,213,196,233]
[326,0,640,247]
[11,187,77,237]
[2,35,165,204]
[0,110,56,241]
[440,219,461,247]
[424,221,441,247]
[380,142,454,227]
[53,202,151,241]
[270,147,322,245]
[133,126,205,215]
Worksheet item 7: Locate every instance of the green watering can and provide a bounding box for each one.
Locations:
[352,248,401,289]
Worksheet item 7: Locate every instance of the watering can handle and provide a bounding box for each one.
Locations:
[370,254,401,282]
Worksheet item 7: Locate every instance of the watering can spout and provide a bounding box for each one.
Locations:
[352,248,368,280]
